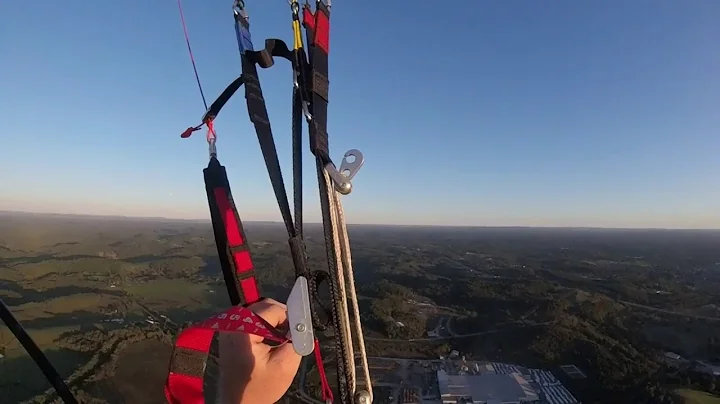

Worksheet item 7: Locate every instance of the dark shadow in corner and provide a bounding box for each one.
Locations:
[112,338,173,404]
[0,348,86,403]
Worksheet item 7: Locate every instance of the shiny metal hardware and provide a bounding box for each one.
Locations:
[232,0,248,18]
[208,138,217,159]
[286,276,314,356]
[355,390,371,404]
[338,149,364,181]
[326,149,364,195]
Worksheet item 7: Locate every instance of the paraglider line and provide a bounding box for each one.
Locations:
[177,0,209,110]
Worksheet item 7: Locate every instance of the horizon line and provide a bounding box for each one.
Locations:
[2,210,719,232]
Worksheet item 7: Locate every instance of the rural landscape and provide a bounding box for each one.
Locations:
[1,211,719,404]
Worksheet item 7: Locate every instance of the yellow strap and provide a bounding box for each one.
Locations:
[291,0,304,50]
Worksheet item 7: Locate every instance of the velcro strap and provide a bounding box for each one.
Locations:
[312,71,329,102]
[169,346,207,378]
[234,267,257,281]
[165,328,213,404]
[228,244,249,253]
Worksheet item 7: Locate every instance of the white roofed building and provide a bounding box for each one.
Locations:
[437,370,539,404]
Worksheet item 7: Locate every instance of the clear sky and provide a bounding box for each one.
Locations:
[1,1,719,228]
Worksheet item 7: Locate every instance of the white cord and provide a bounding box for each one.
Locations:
[323,169,355,393]
[323,167,373,403]
[333,187,373,403]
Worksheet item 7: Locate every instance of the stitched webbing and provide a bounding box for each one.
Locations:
[204,157,261,306]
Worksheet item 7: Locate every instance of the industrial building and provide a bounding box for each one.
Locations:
[436,362,579,404]
[400,388,421,404]
[437,370,538,403]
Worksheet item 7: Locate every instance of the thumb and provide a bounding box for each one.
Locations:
[267,342,302,382]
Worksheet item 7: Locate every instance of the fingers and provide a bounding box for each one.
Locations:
[267,341,302,383]
[248,298,288,328]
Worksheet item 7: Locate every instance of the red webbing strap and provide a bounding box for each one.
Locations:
[204,157,259,306]
[302,3,329,53]
[165,328,213,404]
[165,305,334,403]
[165,306,290,404]
[314,339,334,403]
[213,187,260,304]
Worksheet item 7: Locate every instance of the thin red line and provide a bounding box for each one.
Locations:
[176,0,208,109]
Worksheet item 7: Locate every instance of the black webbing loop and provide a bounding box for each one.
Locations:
[235,13,294,236]
[232,11,314,284]
[202,76,245,123]
[248,38,294,68]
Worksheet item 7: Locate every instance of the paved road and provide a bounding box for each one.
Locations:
[544,280,720,322]
[364,321,551,342]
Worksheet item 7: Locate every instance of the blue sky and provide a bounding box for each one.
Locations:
[1,1,719,228]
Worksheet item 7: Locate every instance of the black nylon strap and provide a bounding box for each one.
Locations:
[202,76,244,123]
[240,54,293,236]
[0,298,78,404]
[291,86,314,284]
[292,87,304,240]
[199,39,293,123]
[233,13,310,282]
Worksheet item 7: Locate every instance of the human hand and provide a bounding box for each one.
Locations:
[218,298,302,404]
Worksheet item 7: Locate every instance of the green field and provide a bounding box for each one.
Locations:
[677,389,720,404]
[2,325,80,359]
[124,278,210,307]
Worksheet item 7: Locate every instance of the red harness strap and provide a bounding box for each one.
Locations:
[164,306,334,404]
[165,162,266,403]
[212,186,260,304]
[164,306,288,404]
[203,156,261,306]
[302,3,329,54]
